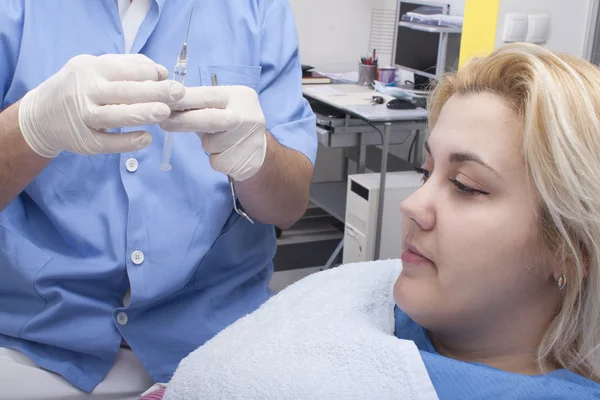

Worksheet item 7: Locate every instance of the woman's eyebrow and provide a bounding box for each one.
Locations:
[424,141,503,179]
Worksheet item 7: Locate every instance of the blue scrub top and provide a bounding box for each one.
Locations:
[0,0,316,392]
[394,307,600,399]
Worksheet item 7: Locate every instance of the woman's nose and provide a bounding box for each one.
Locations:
[400,183,436,231]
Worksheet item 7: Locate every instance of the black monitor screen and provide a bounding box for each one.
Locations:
[394,26,439,77]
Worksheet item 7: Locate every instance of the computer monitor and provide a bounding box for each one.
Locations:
[392,1,461,81]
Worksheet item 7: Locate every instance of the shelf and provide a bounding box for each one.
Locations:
[277,215,343,246]
[309,181,348,222]
[277,230,343,247]
[273,238,342,272]
[398,21,462,34]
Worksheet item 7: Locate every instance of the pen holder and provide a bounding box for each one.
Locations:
[358,63,377,87]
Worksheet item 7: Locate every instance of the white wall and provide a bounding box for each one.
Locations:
[289,0,388,70]
[446,0,464,15]
[495,0,598,59]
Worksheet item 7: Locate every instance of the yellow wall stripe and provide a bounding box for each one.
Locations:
[458,0,502,68]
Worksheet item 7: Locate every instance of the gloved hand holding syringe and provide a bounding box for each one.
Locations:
[158,6,255,223]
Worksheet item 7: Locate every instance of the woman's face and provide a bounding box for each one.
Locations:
[394,92,560,337]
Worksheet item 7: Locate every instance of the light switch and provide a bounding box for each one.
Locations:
[503,13,528,43]
[526,14,550,44]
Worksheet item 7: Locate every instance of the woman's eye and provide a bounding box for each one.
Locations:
[414,167,490,197]
[449,179,489,196]
[414,167,430,183]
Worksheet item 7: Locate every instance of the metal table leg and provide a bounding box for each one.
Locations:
[342,148,349,177]
[373,122,391,260]
[323,238,344,270]
[357,132,367,174]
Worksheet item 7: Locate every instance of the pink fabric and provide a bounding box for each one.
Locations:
[139,386,166,400]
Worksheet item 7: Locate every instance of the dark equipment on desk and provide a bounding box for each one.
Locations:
[393,2,461,81]
[301,64,315,75]
[371,96,384,105]
[386,98,417,110]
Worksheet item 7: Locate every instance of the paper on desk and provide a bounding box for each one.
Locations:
[303,86,346,96]
[328,95,383,107]
[305,85,392,107]
[345,104,428,121]
[316,71,359,84]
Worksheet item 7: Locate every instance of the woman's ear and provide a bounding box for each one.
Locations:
[552,244,590,288]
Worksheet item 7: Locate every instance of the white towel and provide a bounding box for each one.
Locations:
[163,259,439,400]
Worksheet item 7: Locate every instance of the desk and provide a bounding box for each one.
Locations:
[303,84,428,265]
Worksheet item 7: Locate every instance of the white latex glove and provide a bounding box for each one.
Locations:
[161,86,267,182]
[18,54,185,157]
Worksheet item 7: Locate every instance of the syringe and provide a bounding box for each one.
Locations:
[160,7,194,172]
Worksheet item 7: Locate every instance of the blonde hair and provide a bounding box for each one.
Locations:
[428,43,600,381]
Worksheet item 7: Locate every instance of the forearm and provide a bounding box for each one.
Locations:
[235,132,313,229]
[0,100,51,210]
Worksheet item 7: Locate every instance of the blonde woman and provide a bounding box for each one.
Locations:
[395,42,600,397]
[144,43,600,399]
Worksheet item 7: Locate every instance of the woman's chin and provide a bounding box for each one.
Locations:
[393,274,441,323]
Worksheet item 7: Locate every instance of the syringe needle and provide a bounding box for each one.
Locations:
[159,7,194,172]
[185,7,194,44]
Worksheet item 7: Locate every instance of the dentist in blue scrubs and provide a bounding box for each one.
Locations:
[0,0,316,398]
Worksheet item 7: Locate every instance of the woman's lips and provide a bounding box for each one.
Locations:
[401,245,434,265]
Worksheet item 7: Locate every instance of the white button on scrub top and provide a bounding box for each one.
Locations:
[131,250,144,265]
[117,312,128,326]
[126,158,139,172]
